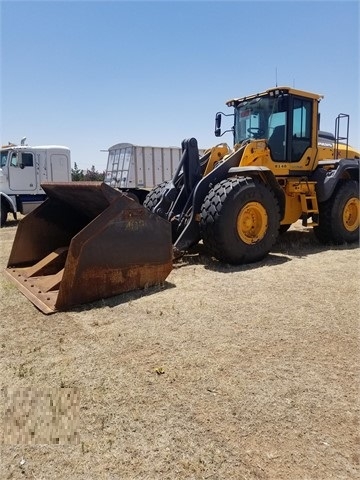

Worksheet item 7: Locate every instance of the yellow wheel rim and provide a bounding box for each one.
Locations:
[343,197,359,232]
[237,202,268,244]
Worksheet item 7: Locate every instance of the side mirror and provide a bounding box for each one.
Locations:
[214,111,234,137]
[215,112,222,136]
[19,163,25,169]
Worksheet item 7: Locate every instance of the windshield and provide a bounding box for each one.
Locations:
[234,95,288,144]
[1,151,9,168]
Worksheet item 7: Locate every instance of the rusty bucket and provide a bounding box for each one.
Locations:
[4,182,173,314]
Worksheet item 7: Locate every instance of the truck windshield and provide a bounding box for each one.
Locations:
[1,151,8,168]
[233,95,287,145]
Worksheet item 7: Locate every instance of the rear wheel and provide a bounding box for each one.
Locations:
[200,177,280,264]
[314,180,359,244]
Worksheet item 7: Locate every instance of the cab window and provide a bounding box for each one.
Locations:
[22,153,34,167]
[9,152,34,168]
[267,99,288,162]
[291,98,312,162]
[10,152,18,167]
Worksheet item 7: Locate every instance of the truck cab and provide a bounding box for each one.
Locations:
[0,140,71,226]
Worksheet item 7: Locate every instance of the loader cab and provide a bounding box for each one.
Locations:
[222,87,323,173]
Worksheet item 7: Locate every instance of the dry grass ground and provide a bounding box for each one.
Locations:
[0,218,359,479]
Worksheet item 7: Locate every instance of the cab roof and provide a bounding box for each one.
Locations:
[226,86,324,107]
[1,144,69,151]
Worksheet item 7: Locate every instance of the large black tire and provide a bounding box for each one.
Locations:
[314,180,359,244]
[1,202,8,227]
[200,177,280,264]
[143,181,168,212]
[143,181,184,242]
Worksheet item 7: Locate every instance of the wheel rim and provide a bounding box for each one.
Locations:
[343,197,359,232]
[237,202,268,244]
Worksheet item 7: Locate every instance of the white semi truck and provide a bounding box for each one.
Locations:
[0,138,71,226]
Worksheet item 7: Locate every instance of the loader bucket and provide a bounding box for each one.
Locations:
[4,182,173,314]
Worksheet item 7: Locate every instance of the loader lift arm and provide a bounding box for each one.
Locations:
[146,138,266,254]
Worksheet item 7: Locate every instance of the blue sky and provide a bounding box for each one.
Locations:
[1,0,359,171]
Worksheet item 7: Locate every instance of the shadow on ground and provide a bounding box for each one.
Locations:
[1,218,20,229]
[175,229,359,273]
[69,280,177,313]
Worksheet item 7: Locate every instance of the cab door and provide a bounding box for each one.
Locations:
[9,151,37,191]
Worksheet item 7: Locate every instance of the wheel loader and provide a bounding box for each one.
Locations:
[143,86,359,265]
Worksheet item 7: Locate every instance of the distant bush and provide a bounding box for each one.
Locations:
[71,162,105,182]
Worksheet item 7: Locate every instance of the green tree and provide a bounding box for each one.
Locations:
[71,162,84,181]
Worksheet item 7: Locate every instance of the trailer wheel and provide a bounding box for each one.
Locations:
[200,177,280,264]
[314,180,359,244]
[1,202,8,227]
[143,181,168,212]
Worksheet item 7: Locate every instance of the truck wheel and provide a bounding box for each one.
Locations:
[200,177,280,264]
[143,181,168,212]
[1,203,8,227]
[314,180,359,244]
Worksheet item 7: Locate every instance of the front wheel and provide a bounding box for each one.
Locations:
[200,177,280,264]
[1,202,8,227]
[143,181,168,212]
[314,180,359,244]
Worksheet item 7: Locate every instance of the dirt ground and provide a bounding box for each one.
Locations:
[0,218,359,480]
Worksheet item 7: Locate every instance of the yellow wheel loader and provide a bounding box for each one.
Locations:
[144,86,359,264]
[4,86,359,313]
